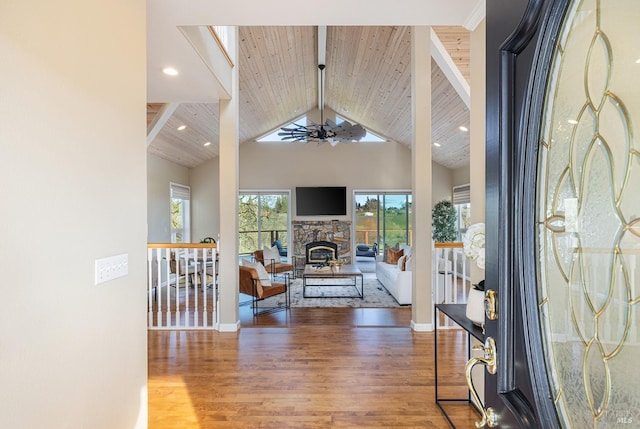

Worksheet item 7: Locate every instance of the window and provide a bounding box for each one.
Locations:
[355,192,412,252]
[170,182,190,243]
[452,184,471,241]
[238,192,290,255]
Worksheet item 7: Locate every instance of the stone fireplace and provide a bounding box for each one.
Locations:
[293,220,351,264]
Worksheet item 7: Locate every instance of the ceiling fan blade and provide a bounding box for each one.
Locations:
[333,123,366,142]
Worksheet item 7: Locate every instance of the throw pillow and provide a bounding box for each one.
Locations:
[387,248,404,265]
[241,259,271,286]
[400,244,412,257]
[397,254,407,271]
[263,245,281,264]
[405,253,415,272]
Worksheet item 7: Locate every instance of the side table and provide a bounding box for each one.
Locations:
[434,303,484,428]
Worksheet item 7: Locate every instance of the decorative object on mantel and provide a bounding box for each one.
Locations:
[432,200,457,242]
[463,222,486,325]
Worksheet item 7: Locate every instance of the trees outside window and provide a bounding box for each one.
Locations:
[239,192,289,255]
[355,192,412,252]
[170,183,190,243]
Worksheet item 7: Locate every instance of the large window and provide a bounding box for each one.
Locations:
[354,192,412,252]
[170,182,191,243]
[238,192,290,255]
[452,184,471,241]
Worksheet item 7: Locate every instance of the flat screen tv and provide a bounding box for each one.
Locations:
[296,187,347,216]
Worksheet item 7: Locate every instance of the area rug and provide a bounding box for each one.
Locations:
[265,278,401,308]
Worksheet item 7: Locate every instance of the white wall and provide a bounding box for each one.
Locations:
[147,154,190,242]
[0,1,147,428]
[182,141,453,237]
[190,156,220,241]
[452,164,471,187]
[432,161,454,204]
[238,140,452,215]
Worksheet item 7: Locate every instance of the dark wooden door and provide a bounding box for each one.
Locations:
[483,0,640,427]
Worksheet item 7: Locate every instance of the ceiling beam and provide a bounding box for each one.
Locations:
[147,102,179,147]
[430,28,470,109]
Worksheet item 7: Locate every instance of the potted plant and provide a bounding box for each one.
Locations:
[463,223,485,325]
[432,200,457,242]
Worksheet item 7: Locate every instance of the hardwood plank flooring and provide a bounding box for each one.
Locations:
[148,307,479,428]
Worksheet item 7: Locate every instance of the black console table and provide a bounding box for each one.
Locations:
[434,304,484,428]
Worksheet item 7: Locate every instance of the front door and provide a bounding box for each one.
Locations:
[483,0,639,427]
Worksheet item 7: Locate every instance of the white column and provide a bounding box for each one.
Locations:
[410,26,433,331]
[218,26,240,331]
[470,19,486,283]
[469,18,486,408]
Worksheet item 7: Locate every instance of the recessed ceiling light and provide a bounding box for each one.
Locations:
[204,141,211,147]
[635,58,640,64]
[433,142,441,147]
[459,126,468,132]
[177,125,186,131]
[163,67,179,76]
[567,119,578,125]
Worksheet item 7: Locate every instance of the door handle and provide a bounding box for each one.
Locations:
[465,337,499,428]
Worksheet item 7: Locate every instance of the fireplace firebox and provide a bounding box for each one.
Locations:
[305,241,338,264]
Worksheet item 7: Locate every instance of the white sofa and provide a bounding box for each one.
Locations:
[375,246,412,305]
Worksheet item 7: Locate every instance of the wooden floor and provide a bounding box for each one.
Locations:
[148,307,479,428]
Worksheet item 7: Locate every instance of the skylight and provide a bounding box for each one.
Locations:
[257,114,387,143]
[257,116,307,142]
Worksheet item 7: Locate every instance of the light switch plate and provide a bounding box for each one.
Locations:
[95,253,129,285]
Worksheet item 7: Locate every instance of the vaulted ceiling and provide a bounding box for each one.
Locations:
[147,10,476,171]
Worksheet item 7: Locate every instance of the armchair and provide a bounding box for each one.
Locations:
[253,249,296,279]
[356,243,377,258]
[239,265,290,316]
[271,239,288,257]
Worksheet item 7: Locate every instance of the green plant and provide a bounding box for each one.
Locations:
[432,200,457,242]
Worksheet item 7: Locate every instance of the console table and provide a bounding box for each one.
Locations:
[434,304,484,428]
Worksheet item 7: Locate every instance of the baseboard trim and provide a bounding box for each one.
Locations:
[218,321,241,332]
[410,321,433,332]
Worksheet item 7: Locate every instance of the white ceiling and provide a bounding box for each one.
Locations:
[146,0,485,169]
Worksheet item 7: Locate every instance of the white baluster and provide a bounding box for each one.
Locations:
[148,248,154,327]
[194,248,200,328]
[184,249,190,328]
[202,247,208,328]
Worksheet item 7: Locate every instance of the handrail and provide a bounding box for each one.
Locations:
[434,242,464,249]
[148,243,217,249]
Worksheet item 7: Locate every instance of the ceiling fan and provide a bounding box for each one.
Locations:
[278,27,366,146]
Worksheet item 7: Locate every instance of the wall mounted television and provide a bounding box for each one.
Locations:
[296,186,347,216]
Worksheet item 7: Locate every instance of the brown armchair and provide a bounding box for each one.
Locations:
[239,265,290,316]
[253,250,296,279]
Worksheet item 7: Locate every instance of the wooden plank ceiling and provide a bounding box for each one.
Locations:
[147,26,471,170]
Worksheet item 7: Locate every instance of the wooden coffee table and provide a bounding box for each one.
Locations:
[302,264,364,298]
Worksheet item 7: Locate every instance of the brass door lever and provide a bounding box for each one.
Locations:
[465,337,499,428]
